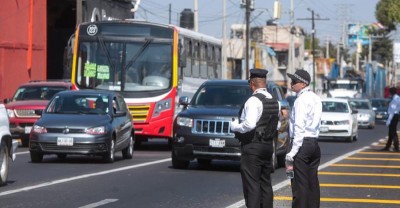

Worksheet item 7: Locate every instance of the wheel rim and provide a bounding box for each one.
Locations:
[128,137,133,155]
[0,147,7,180]
[110,140,115,161]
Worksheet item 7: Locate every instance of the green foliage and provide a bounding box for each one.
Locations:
[375,0,400,31]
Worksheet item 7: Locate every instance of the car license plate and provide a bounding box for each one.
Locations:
[57,137,74,146]
[209,138,225,148]
[320,127,329,133]
[25,126,32,134]
[376,115,382,119]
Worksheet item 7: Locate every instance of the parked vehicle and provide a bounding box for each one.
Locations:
[319,98,358,142]
[0,104,18,186]
[4,81,72,146]
[171,80,290,171]
[29,90,134,163]
[349,98,376,129]
[370,98,390,120]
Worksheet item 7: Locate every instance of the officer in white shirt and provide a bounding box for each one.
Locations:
[286,69,322,208]
[230,69,280,208]
[383,87,400,151]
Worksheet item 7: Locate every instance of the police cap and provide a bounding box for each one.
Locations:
[249,68,268,79]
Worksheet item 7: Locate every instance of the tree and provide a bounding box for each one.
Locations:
[376,0,400,31]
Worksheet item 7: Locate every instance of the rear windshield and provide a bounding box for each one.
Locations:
[191,85,251,107]
[12,86,68,101]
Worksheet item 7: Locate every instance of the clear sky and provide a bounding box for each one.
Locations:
[136,0,380,45]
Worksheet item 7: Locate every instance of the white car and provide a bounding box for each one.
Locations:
[319,98,358,142]
[0,104,18,186]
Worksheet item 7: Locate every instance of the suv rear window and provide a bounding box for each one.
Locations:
[191,85,251,107]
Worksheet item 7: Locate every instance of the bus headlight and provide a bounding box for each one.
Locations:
[152,98,172,117]
[177,117,193,127]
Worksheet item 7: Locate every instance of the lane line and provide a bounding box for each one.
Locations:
[274,196,400,204]
[224,146,369,208]
[0,158,171,197]
[346,157,400,161]
[319,172,400,177]
[320,183,400,189]
[330,164,400,168]
[78,199,118,208]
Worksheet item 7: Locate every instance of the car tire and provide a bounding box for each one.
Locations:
[197,158,211,166]
[30,151,43,163]
[346,135,354,143]
[103,139,115,163]
[122,135,134,159]
[271,141,278,173]
[0,140,10,186]
[171,148,189,169]
[22,138,29,147]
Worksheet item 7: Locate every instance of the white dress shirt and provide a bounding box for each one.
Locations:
[231,88,281,133]
[288,87,322,158]
[386,94,400,126]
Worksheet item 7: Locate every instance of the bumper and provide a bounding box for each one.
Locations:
[319,125,352,137]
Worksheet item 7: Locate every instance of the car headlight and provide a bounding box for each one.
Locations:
[86,126,106,135]
[7,109,15,118]
[358,113,371,119]
[152,98,172,118]
[177,117,193,127]
[336,120,349,125]
[32,125,47,134]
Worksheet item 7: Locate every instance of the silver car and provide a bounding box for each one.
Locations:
[349,98,376,129]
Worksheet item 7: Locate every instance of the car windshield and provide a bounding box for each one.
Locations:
[46,94,109,115]
[191,85,251,107]
[322,101,349,113]
[371,99,389,108]
[350,100,370,110]
[12,86,67,101]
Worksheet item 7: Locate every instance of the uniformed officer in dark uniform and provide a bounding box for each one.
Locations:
[286,69,322,208]
[230,69,280,208]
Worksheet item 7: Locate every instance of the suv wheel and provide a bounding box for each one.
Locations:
[103,139,115,163]
[271,141,278,173]
[30,151,43,163]
[171,149,189,169]
[0,141,10,185]
[122,135,134,159]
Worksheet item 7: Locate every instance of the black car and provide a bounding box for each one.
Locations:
[370,98,390,120]
[171,80,290,170]
[29,90,134,163]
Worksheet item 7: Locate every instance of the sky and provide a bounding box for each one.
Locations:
[135,0,380,45]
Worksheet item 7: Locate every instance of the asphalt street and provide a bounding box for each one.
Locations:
[0,121,398,208]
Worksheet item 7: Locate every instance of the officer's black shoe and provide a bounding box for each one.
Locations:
[380,147,389,151]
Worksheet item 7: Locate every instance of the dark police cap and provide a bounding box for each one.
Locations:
[287,69,311,85]
[249,68,268,79]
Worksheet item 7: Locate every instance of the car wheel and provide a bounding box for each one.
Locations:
[171,148,189,169]
[197,158,212,166]
[271,141,278,173]
[0,141,10,186]
[30,151,43,163]
[103,139,115,163]
[346,135,354,143]
[57,154,67,160]
[122,135,134,159]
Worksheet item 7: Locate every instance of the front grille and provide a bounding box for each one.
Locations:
[321,120,346,125]
[46,128,86,133]
[193,146,240,153]
[192,119,233,135]
[40,142,106,152]
[129,105,150,122]
[15,109,40,118]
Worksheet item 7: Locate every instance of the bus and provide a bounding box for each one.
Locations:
[69,20,222,146]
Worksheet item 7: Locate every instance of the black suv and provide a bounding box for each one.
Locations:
[171,80,290,170]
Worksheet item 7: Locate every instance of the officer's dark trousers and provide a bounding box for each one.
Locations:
[290,138,321,208]
[386,114,399,150]
[240,142,273,208]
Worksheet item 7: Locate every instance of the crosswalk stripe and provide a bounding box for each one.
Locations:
[358,151,400,155]
[319,171,400,177]
[330,164,400,168]
[274,197,400,204]
[346,157,400,161]
[320,183,400,189]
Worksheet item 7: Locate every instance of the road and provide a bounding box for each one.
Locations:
[1,122,398,208]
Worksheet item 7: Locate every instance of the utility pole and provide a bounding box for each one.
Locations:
[194,0,198,32]
[288,0,295,85]
[326,36,330,58]
[245,0,251,79]
[222,0,227,79]
[168,4,171,24]
[298,9,329,92]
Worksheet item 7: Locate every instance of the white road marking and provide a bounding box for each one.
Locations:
[0,158,171,197]
[78,199,118,208]
[225,146,370,208]
[16,151,29,155]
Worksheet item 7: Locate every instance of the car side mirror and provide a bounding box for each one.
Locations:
[179,96,189,106]
[35,109,43,116]
[3,98,11,104]
[352,109,358,114]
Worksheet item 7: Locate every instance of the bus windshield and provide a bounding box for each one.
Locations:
[75,39,172,92]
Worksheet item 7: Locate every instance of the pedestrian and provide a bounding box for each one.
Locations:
[230,68,280,208]
[382,87,400,152]
[286,69,322,208]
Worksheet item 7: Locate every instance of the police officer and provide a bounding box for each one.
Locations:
[286,69,322,208]
[230,69,280,208]
[383,87,400,152]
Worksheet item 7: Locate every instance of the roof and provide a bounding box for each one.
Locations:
[20,80,72,88]
[321,98,349,103]
[56,89,118,97]
[202,79,248,86]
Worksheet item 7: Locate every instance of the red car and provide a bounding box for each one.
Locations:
[4,81,72,146]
